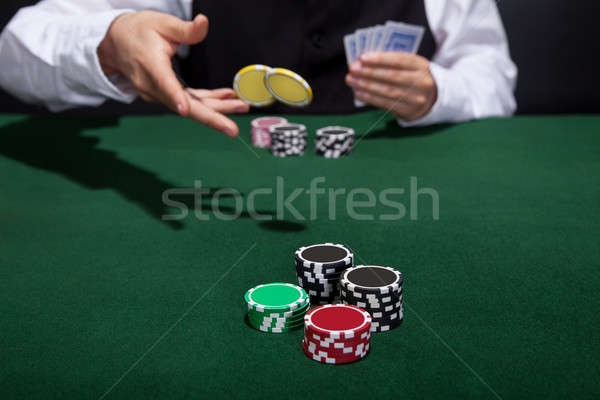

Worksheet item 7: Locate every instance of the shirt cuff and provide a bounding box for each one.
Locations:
[396,62,467,127]
[62,9,138,105]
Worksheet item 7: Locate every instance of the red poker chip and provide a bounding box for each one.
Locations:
[251,128,271,148]
[304,322,373,343]
[302,340,369,364]
[303,344,361,365]
[303,331,370,347]
[303,331,370,350]
[251,116,288,128]
[303,337,369,357]
[304,304,372,339]
[250,116,287,149]
[302,341,365,363]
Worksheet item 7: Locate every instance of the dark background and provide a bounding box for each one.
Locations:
[1,0,599,116]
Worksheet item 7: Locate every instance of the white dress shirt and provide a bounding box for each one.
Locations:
[0,0,517,126]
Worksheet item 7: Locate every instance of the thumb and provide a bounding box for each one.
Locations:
[158,14,208,45]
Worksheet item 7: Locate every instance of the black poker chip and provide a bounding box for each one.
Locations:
[340,265,404,333]
[340,294,402,311]
[371,316,403,333]
[341,265,402,294]
[295,244,353,267]
[340,287,402,305]
[295,263,346,280]
[298,278,339,292]
[340,299,402,317]
[315,126,354,158]
[270,123,307,157]
[294,243,354,305]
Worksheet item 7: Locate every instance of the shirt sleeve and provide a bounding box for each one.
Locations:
[398,0,518,127]
[0,0,191,112]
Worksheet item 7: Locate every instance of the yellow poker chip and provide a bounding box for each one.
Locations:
[233,64,276,107]
[265,67,313,107]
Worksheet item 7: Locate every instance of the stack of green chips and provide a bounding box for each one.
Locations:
[244,283,310,333]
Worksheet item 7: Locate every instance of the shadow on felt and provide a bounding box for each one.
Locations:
[0,116,305,232]
[356,119,452,140]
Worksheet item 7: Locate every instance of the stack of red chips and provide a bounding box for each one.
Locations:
[251,116,288,148]
[302,304,372,364]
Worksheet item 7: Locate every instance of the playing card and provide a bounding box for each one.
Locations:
[380,21,425,53]
[343,33,358,65]
[356,28,369,57]
[344,21,426,109]
[371,25,386,51]
[365,27,375,52]
[344,33,365,107]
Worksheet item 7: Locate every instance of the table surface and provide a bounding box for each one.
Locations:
[1,112,599,399]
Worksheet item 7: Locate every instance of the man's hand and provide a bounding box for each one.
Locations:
[345,52,437,122]
[97,11,249,137]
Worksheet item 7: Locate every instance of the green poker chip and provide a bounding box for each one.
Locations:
[249,317,305,330]
[247,300,310,320]
[253,321,304,333]
[244,283,308,312]
[248,312,306,327]
[244,283,310,334]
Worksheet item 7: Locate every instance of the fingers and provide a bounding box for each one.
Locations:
[200,98,250,114]
[186,92,240,137]
[186,88,248,113]
[145,55,190,116]
[346,74,409,100]
[349,63,419,87]
[186,87,238,100]
[157,13,209,45]
[359,52,428,70]
[355,90,408,115]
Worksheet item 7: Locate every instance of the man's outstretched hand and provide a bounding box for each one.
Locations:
[98,11,249,137]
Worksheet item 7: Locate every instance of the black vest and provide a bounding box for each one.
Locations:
[183,0,436,113]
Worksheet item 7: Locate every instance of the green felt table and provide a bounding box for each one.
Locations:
[1,112,599,399]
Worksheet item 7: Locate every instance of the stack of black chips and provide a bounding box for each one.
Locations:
[294,243,354,305]
[340,265,403,332]
[270,123,308,157]
[315,126,355,158]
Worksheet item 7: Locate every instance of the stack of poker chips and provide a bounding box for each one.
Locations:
[340,265,404,332]
[250,116,287,148]
[302,304,372,364]
[294,243,354,305]
[269,123,308,157]
[244,282,310,333]
[315,126,355,158]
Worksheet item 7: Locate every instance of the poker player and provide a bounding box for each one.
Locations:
[0,0,517,137]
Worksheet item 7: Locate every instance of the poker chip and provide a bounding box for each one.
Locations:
[259,324,303,333]
[233,65,276,107]
[265,67,313,107]
[315,126,355,158]
[295,243,353,269]
[270,123,308,157]
[233,65,313,108]
[304,304,371,338]
[248,308,307,325]
[342,265,402,293]
[244,283,310,333]
[304,329,370,348]
[250,116,287,148]
[302,340,370,364]
[294,243,354,304]
[303,336,369,356]
[256,318,305,330]
[247,300,310,320]
[302,304,372,364]
[340,266,404,333]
